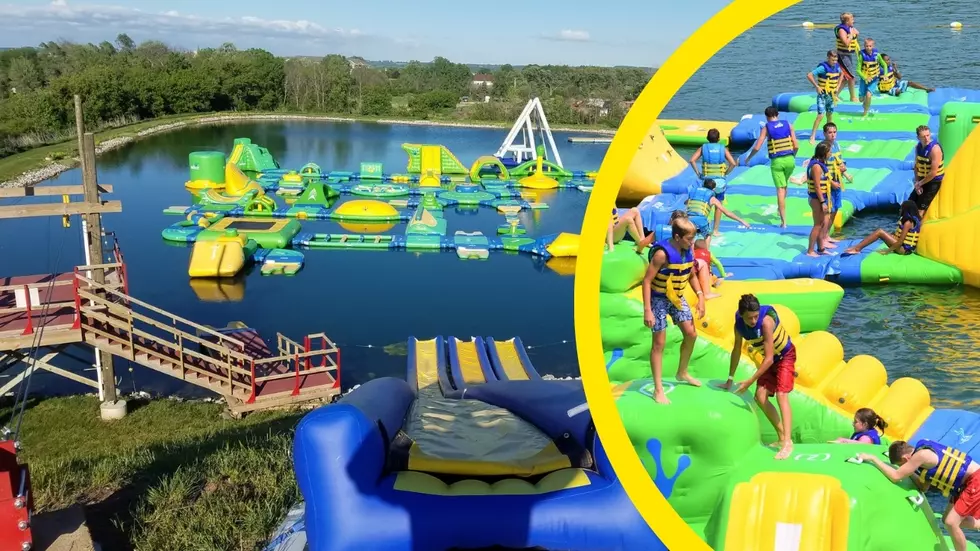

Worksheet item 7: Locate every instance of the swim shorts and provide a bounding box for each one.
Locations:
[650,294,693,333]
[703,176,727,200]
[758,344,797,395]
[808,191,830,205]
[911,180,941,212]
[886,80,910,96]
[858,77,879,99]
[831,187,842,211]
[953,471,980,517]
[816,92,836,115]
[770,155,796,189]
[689,214,711,238]
[837,51,856,80]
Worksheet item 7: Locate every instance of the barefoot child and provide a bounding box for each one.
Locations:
[723,294,797,460]
[879,54,935,96]
[607,207,646,253]
[693,239,726,300]
[857,38,885,117]
[686,179,751,247]
[832,407,888,444]
[858,441,980,551]
[689,128,738,235]
[844,200,922,255]
[834,12,860,102]
[824,122,853,247]
[743,106,798,228]
[642,216,705,405]
[806,141,833,257]
[806,51,843,145]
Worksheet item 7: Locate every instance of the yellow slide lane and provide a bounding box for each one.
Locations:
[453,337,487,385]
[413,337,441,391]
[492,339,530,381]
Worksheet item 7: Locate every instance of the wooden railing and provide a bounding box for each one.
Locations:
[73,272,341,403]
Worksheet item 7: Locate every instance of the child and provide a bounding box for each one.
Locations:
[858,441,980,551]
[723,294,797,460]
[856,38,885,117]
[686,179,751,247]
[843,200,922,255]
[607,207,646,254]
[834,12,860,102]
[635,210,687,251]
[689,128,738,235]
[693,239,726,300]
[824,122,854,247]
[642,216,705,405]
[742,107,798,228]
[879,54,935,96]
[806,141,833,257]
[911,125,945,218]
[832,407,888,444]
[805,51,843,145]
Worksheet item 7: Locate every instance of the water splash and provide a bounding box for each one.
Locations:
[645,438,692,499]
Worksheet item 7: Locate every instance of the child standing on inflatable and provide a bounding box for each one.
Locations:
[879,54,935,96]
[859,441,980,551]
[607,207,646,254]
[806,141,833,257]
[832,407,888,444]
[722,294,797,460]
[689,128,738,235]
[805,50,843,145]
[834,12,860,103]
[743,107,798,228]
[642,216,705,405]
[823,122,853,248]
[685,179,751,248]
[843,200,922,256]
[911,125,945,218]
[857,38,886,117]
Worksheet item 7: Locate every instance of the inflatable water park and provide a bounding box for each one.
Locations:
[601,86,980,549]
[164,99,593,280]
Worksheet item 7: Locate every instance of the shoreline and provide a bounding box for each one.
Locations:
[0,113,617,189]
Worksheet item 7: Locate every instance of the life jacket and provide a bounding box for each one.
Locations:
[734,305,793,358]
[817,61,842,94]
[850,429,881,445]
[687,186,716,218]
[766,120,795,159]
[649,239,694,308]
[893,213,922,252]
[914,439,976,498]
[860,48,881,80]
[701,143,728,177]
[915,141,945,182]
[807,159,831,197]
[828,142,845,183]
[879,63,897,92]
[655,224,671,243]
[611,208,620,226]
[835,24,859,53]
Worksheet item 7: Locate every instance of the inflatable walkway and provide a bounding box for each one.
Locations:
[599,243,979,551]
[622,91,980,288]
[292,336,665,551]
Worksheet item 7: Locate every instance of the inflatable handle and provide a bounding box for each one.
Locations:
[907,491,925,508]
[845,455,864,464]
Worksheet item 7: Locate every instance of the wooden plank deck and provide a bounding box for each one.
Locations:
[0,273,81,352]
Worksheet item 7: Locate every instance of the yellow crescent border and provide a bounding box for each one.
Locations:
[574,1,801,548]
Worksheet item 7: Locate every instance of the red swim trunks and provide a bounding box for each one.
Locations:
[954,471,980,518]
[758,344,797,395]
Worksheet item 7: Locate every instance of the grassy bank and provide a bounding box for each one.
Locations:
[0,110,617,187]
[1,395,304,551]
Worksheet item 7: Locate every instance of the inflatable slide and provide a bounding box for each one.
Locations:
[599,242,980,550]
[292,336,666,551]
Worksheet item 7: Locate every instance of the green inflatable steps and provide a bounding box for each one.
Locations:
[939,102,980,162]
[792,111,930,135]
[793,139,917,163]
[715,182,857,227]
[782,88,929,113]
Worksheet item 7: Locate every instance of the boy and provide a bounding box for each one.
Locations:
[823,122,853,248]
[859,441,980,551]
[688,128,738,235]
[642,216,705,405]
[724,294,797,460]
[686,179,751,248]
[911,125,945,218]
[806,50,842,145]
[856,38,885,117]
[834,12,860,102]
[879,54,935,96]
[743,106,798,228]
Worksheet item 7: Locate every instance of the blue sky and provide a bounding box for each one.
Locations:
[0,0,733,66]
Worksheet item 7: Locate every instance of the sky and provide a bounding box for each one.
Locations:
[0,0,733,67]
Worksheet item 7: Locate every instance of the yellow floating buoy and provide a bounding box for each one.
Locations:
[951,21,963,29]
[802,21,814,28]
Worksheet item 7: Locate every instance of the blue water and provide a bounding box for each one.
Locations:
[0,122,608,396]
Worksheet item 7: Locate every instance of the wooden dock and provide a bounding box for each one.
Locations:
[567,136,613,144]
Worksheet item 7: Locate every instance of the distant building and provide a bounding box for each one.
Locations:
[472,73,494,87]
[348,56,370,69]
[573,98,610,117]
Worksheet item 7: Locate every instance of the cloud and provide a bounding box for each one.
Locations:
[0,1,364,43]
[541,29,591,42]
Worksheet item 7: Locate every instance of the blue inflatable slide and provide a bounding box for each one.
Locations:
[292,335,665,551]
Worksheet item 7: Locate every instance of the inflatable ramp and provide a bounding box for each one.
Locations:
[292,337,666,551]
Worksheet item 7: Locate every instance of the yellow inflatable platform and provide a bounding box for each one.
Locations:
[618,123,689,204]
[188,232,248,278]
[658,119,738,147]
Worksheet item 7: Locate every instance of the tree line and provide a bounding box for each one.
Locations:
[0,34,652,158]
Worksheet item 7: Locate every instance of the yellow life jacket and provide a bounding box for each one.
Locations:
[649,239,694,308]
[766,120,795,158]
[816,61,841,94]
[915,141,945,182]
[807,159,831,197]
[735,305,793,358]
[701,143,728,177]
[835,24,859,53]
[860,49,881,80]
[914,440,975,498]
[879,64,897,92]
[894,214,922,251]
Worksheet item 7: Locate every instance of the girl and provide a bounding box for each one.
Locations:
[832,407,888,444]
[806,141,833,257]
[843,200,922,256]
[607,207,646,254]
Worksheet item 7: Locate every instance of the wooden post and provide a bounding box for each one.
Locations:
[74,95,85,165]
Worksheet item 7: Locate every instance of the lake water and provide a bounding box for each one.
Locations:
[0,122,609,396]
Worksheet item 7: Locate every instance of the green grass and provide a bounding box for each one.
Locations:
[1,395,304,551]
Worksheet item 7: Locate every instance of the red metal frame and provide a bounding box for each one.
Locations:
[0,440,33,551]
[20,285,33,336]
